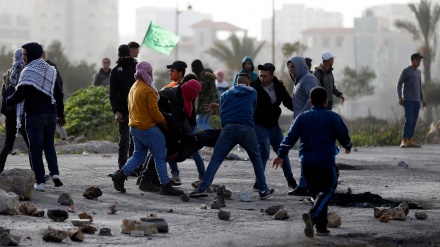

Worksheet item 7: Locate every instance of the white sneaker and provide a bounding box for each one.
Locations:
[34,183,45,191]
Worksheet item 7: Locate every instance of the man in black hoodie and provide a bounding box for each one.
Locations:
[252,63,297,192]
[110,45,137,170]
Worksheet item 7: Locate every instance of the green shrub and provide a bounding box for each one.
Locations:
[64,86,118,142]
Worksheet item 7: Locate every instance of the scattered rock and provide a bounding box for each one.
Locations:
[218,210,230,221]
[0,168,34,200]
[79,212,93,222]
[200,204,207,210]
[47,209,69,222]
[0,189,19,215]
[273,209,289,220]
[425,120,440,144]
[239,191,253,202]
[210,201,221,209]
[140,217,169,233]
[83,186,102,199]
[57,193,74,206]
[347,187,352,195]
[226,153,245,161]
[107,204,117,214]
[79,224,97,234]
[18,202,37,215]
[166,208,173,213]
[223,190,232,199]
[265,205,284,215]
[415,212,428,220]
[42,227,69,242]
[181,194,190,202]
[31,210,45,217]
[327,212,342,227]
[397,161,409,168]
[214,195,226,207]
[71,219,92,226]
[121,220,158,235]
[399,202,409,216]
[374,206,406,221]
[68,228,84,242]
[67,205,75,212]
[99,228,112,236]
[0,227,21,246]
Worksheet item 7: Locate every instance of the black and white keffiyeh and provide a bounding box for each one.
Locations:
[9,48,25,87]
[15,58,57,130]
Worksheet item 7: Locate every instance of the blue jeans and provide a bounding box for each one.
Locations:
[122,126,170,185]
[196,113,212,130]
[402,100,420,138]
[198,124,268,192]
[26,112,59,184]
[168,126,205,179]
[254,124,294,181]
[297,138,308,188]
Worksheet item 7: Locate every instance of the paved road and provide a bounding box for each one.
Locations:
[1,144,440,246]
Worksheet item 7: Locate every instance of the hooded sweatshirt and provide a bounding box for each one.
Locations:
[220,84,257,128]
[288,56,319,119]
[232,56,259,86]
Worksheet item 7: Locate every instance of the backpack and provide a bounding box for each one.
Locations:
[1,85,16,118]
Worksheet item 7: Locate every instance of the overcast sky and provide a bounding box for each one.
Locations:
[119,0,413,39]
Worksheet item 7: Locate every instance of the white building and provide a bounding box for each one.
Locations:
[261,4,343,45]
[30,0,119,65]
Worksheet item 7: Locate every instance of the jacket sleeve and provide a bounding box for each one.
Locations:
[1,70,8,97]
[331,73,342,97]
[5,84,28,106]
[301,77,319,113]
[333,115,352,151]
[147,89,165,124]
[109,72,119,113]
[313,70,322,87]
[278,81,293,111]
[54,78,65,117]
[277,117,301,157]
[396,69,405,99]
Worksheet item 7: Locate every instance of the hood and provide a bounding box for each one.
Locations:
[287,56,309,82]
[229,84,255,96]
[314,64,333,74]
[241,56,255,71]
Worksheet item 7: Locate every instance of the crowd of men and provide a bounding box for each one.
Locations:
[1,39,427,238]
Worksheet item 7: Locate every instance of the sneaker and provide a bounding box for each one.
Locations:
[315,228,330,236]
[34,183,45,192]
[51,175,63,187]
[302,213,314,238]
[252,182,259,192]
[44,174,51,182]
[170,175,182,186]
[159,182,184,196]
[139,178,160,192]
[287,187,309,196]
[287,178,298,189]
[259,188,275,200]
[188,188,208,198]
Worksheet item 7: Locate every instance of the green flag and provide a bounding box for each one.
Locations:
[142,21,180,55]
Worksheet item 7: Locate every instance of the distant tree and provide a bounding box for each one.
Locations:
[206,32,265,75]
[395,0,440,122]
[339,66,376,99]
[45,41,96,98]
[0,46,14,76]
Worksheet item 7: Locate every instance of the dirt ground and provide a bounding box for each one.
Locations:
[1,142,440,246]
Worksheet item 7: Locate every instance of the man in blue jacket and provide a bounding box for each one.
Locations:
[273,86,352,238]
[189,74,274,199]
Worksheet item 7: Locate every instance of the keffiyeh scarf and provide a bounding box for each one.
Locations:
[9,49,25,87]
[15,58,57,130]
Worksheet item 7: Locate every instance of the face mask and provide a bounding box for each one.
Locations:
[118,57,132,67]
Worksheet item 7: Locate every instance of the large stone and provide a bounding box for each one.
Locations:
[71,219,91,226]
[415,212,428,220]
[327,212,342,227]
[99,228,112,236]
[218,210,230,221]
[140,217,169,233]
[47,209,69,222]
[0,189,19,215]
[83,186,102,199]
[68,228,84,242]
[399,202,409,216]
[0,168,34,199]
[265,205,284,215]
[79,212,93,222]
[121,220,158,235]
[57,193,74,206]
[18,202,37,215]
[273,209,289,220]
[42,227,69,242]
[374,206,406,221]
[79,225,97,234]
[210,201,221,209]
[0,227,21,246]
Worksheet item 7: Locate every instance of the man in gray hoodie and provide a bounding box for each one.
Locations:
[286,56,319,196]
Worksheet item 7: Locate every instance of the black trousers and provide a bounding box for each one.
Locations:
[303,166,339,230]
[0,116,30,173]
[117,112,134,169]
